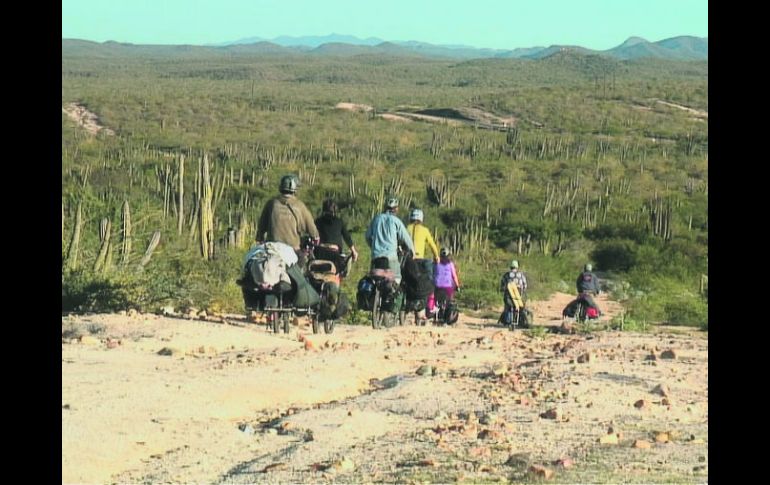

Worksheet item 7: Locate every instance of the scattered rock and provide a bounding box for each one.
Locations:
[633,440,652,449]
[654,432,670,443]
[477,429,502,440]
[644,353,657,361]
[661,398,671,406]
[238,423,255,435]
[577,353,592,363]
[127,309,138,317]
[529,464,554,479]
[492,364,508,376]
[416,365,433,376]
[660,349,677,359]
[79,335,100,345]
[651,384,670,397]
[554,457,574,468]
[157,347,179,356]
[417,459,437,467]
[160,305,176,316]
[540,408,559,420]
[505,453,531,468]
[560,322,577,334]
[264,428,278,436]
[304,339,316,351]
[634,399,650,410]
[599,433,619,445]
[262,462,288,473]
[332,457,355,472]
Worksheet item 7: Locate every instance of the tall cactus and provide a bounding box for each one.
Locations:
[177,154,185,235]
[66,202,83,270]
[93,218,112,273]
[121,200,132,265]
[139,231,161,268]
[199,154,215,260]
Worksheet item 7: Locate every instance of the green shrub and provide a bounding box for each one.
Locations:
[664,296,708,328]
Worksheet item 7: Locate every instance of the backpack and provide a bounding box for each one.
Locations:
[402,256,434,300]
[356,276,376,311]
[442,300,459,324]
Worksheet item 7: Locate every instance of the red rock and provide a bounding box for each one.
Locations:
[633,439,652,449]
[540,408,559,420]
[529,465,554,479]
[634,399,650,410]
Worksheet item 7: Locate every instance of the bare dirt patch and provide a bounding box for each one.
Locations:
[62,293,707,484]
[62,102,115,136]
[335,102,374,112]
[377,113,412,122]
[655,100,708,119]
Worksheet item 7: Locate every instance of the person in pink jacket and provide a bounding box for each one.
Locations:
[433,247,461,309]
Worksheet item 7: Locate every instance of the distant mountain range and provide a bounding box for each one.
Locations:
[63,34,707,61]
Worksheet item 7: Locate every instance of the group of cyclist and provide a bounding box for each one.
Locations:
[250,174,601,326]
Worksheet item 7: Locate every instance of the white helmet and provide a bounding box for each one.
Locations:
[410,209,424,222]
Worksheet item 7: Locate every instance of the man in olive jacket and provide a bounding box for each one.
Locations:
[256,175,319,252]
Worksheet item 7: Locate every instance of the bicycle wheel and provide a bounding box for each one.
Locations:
[372,287,381,329]
[283,312,290,333]
[324,318,335,334]
[576,302,585,323]
[271,312,280,334]
[311,313,320,334]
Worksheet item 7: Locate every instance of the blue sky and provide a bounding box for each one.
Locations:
[62,0,708,50]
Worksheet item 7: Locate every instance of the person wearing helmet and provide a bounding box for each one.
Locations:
[256,174,319,254]
[576,263,601,313]
[315,199,359,264]
[500,259,528,298]
[434,247,461,319]
[499,259,528,326]
[406,208,440,316]
[365,196,414,283]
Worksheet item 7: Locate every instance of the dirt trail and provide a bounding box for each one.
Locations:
[62,293,707,484]
[62,102,115,135]
[655,100,708,119]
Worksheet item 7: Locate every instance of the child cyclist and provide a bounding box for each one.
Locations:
[433,247,461,322]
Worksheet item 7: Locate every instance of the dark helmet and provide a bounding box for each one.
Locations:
[385,197,399,209]
[279,175,298,194]
[322,199,337,215]
[440,247,450,257]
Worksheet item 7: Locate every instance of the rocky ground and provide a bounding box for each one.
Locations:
[61,292,707,484]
